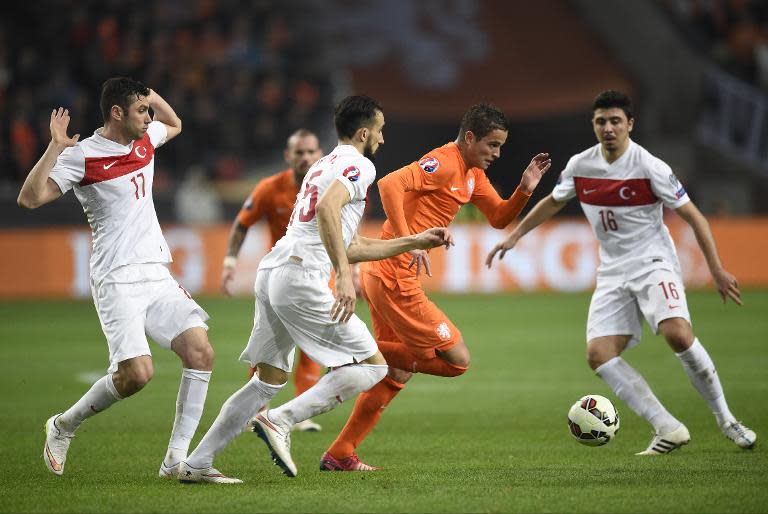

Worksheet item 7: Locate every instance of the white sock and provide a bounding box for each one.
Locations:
[186,376,284,469]
[58,374,123,433]
[676,338,735,426]
[595,357,680,434]
[269,364,387,427]
[163,368,211,466]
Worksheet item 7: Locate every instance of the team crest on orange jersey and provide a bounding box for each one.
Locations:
[419,156,440,174]
[467,177,475,196]
[436,322,451,340]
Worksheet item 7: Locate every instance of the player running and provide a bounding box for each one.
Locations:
[487,90,756,455]
[321,103,551,471]
[179,95,454,483]
[221,128,325,432]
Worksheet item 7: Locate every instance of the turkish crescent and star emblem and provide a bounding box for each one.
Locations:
[134,146,147,158]
[419,156,439,174]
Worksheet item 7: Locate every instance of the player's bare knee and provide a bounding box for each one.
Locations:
[658,318,693,352]
[388,367,413,384]
[256,362,287,385]
[586,345,612,371]
[187,341,214,370]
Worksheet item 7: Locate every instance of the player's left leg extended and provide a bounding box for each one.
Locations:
[658,317,756,449]
[322,273,468,470]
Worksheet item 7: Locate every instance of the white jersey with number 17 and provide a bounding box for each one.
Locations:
[49,121,171,283]
[259,144,375,273]
[552,140,690,280]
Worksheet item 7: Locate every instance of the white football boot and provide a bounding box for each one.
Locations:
[721,421,757,449]
[43,414,74,475]
[158,461,180,479]
[636,424,691,455]
[177,462,242,484]
[292,418,322,432]
[252,411,297,477]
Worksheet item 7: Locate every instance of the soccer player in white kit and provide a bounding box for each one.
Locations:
[486,90,756,455]
[179,96,454,484]
[18,77,216,478]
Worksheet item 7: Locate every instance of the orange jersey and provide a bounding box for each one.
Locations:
[236,169,299,247]
[368,142,531,292]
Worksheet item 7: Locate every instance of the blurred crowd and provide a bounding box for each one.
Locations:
[0,0,333,192]
[663,0,768,89]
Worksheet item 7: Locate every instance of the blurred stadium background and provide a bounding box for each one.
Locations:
[2,0,768,298]
[2,3,767,513]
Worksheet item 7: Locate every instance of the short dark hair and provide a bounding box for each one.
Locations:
[592,90,633,120]
[334,95,383,139]
[100,77,150,124]
[458,103,508,140]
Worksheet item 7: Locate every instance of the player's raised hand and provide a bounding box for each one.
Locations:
[712,268,743,306]
[485,232,521,268]
[519,153,551,194]
[50,108,80,148]
[331,272,357,323]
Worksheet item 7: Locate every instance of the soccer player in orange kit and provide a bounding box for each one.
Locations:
[320,104,552,470]
[221,128,326,432]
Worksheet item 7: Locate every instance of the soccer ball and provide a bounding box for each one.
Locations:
[567,394,620,446]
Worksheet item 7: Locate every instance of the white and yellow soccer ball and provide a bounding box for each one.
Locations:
[567,394,620,446]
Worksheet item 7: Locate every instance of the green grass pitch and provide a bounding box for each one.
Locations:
[1,290,766,513]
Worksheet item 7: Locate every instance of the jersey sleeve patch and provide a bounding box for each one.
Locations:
[418,156,440,174]
[343,165,361,182]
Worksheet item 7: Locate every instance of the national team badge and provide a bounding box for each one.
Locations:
[467,177,475,196]
[343,166,361,182]
[419,156,440,174]
[436,322,451,340]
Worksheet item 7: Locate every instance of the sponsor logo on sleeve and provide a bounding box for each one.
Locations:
[675,186,687,199]
[419,156,440,174]
[343,165,361,182]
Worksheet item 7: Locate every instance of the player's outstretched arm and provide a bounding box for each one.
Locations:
[220,220,249,296]
[147,89,182,142]
[17,108,79,209]
[675,202,742,305]
[485,193,566,267]
[346,228,454,269]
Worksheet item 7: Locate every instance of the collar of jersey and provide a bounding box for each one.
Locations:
[93,127,136,151]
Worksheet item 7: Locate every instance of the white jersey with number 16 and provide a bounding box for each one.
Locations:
[552,140,690,279]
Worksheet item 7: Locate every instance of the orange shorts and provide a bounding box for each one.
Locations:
[360,270,461,359]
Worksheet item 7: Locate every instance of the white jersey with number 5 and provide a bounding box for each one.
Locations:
[552,140,690,279]
[259,144,375,273]
[49,121,171,282]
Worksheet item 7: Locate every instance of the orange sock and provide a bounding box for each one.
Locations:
[327,375,405,459]
[377,341,468,377]
[294,351,322,396]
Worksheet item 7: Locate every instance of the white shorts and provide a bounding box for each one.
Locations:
[91,263,209,373]
[586,267,691,348]
[239,262,378,370]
